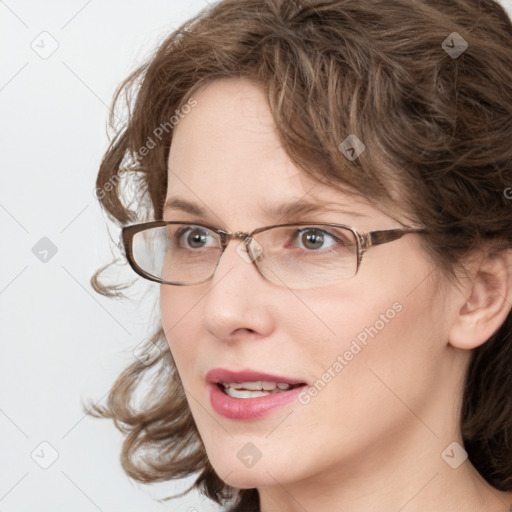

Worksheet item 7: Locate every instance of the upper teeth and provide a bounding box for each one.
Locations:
[220,381,292,390]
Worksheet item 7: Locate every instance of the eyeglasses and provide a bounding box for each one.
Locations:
[121,221,427,289]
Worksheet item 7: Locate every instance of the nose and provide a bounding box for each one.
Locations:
[201,238,275,342]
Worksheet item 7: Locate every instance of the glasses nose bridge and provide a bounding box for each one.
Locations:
[216,230,261,274]
[218,230,252,249]
[212,229,264,281]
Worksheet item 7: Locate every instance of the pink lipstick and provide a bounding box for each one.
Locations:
[205,368,307,420]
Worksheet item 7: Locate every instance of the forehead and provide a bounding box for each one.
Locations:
[168,77,291,185]
[166,78,388,226]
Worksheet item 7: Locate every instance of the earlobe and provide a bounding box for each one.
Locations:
[448,249,512,350]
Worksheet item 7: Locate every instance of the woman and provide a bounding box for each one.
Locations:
[88,0,512,510]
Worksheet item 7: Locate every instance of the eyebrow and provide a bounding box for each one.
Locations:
[163,196,369,221]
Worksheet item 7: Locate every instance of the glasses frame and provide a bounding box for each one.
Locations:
[121,220,427,287]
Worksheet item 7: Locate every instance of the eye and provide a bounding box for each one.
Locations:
[175,226,218,249]
[295,228,339,251]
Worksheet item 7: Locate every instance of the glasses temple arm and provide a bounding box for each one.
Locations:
[360,228,427,252]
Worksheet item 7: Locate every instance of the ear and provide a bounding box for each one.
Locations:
[449,249,512,350]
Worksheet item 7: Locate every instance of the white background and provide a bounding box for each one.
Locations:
[1,1,221,511]
[1,1,512,511]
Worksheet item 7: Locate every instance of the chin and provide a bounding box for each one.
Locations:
[207,454,287,489]
[216,468,274,489]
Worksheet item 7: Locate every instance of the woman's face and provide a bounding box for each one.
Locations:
[160,77,459,490]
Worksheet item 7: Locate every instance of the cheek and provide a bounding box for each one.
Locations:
[296,271,445,436]
[159,286,202,378]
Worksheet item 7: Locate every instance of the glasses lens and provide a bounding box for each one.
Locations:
[131,224,221,284]
[253,224,358,289]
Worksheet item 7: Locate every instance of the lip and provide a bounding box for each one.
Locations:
[205,368,307,386]
[205,368,308,421]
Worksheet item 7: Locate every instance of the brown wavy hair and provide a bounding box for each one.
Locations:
[86,0,512,510]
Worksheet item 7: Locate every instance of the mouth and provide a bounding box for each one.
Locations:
[205,368,308,419]
[216,380,306,398]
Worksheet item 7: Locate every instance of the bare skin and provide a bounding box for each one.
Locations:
[160,77,512,512]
